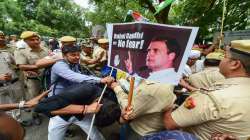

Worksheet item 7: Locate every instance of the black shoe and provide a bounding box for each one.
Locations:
[32,117,42,126]
[65,129,75,138]
[20,120,33,127]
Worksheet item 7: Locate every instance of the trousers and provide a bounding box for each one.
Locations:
[48,115,105,140]
[0,81,24,121]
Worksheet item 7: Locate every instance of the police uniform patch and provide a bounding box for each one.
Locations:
[184,97,196,109]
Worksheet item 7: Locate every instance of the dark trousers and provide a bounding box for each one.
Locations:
[120,124,143,140]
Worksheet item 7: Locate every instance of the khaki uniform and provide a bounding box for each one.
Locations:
[90,46,107,74]
[0,46,24,120]
[187,67,225,89]
[80,51,93,67]
[114,80,176,136]
[14,46,48,100]
[172,77,250,140]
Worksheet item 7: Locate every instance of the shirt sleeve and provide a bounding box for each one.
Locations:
[113,86,129,109]
[130,84,176,119]
[34,94,70,117]
[171,93,220,127]
[14,50,27,65]
[53,62,101,83]
[114,83,176,120]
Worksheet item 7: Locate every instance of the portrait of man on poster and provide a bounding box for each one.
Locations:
[125,36,181,83]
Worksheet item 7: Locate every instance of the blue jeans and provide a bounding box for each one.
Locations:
[142,130,198,140]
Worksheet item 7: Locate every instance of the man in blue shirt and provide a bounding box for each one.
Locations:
[48,44,114,140]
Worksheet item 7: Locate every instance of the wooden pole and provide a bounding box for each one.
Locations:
[127,76,135,108]
[219,0,226,50]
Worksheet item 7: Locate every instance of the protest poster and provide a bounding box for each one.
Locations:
[107,22,198,85]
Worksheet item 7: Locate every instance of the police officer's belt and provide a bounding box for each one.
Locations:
[0,78,19,87]
[26,76,40,80]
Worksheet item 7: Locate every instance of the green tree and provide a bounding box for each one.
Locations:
[89,0,171,24]
[170,0,250,37]
[1,0,90,37]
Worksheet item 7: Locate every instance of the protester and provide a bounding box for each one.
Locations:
[185,49,204,74]
[48,37,59,51]
[47,43,114,140]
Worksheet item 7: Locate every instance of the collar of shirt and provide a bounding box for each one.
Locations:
[222,77,250,85]
[149,68,176,76]
[26,46,44,52]
[148,68,178,84]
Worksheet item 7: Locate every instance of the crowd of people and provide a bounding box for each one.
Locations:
[0,30,250,140]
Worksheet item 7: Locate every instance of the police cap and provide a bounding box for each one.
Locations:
[20,31,40,40]
[230,40,250,56]
[206,52,224,60]
[98,38,108,44]
[60,36,76,42]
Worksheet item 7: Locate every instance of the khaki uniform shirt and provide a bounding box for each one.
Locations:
[92,47,107,69]
[14,46,49,99]
[80,51,93,67]
[172,77,250,140]
[15,46,48,65]
[114,80,176,136]
[0,47,16,77]
[14,46,49,75]
[188,67,225,89]
[0,46,24,104]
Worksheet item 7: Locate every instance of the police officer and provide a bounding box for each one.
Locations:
[0,31,25,123]
[187,51,225,90]
[161,40,250,139]
[180,51,226,91]
[14,31,54,125]
[80,42,94,67]
[87,38,108,76]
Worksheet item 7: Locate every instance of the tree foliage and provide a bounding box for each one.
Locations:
[170,0,250,37]
[1,0,249,38]
[1,0,90,37]
[88,0,250,37]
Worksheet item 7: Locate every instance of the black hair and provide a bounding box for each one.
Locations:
[95,98,121,127]
[230,48,250,75]
[151,36,181,58]
[61,44,81,54]
[204,59,221,67]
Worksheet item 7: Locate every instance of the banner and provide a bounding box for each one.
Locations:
[107,22,198,85]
